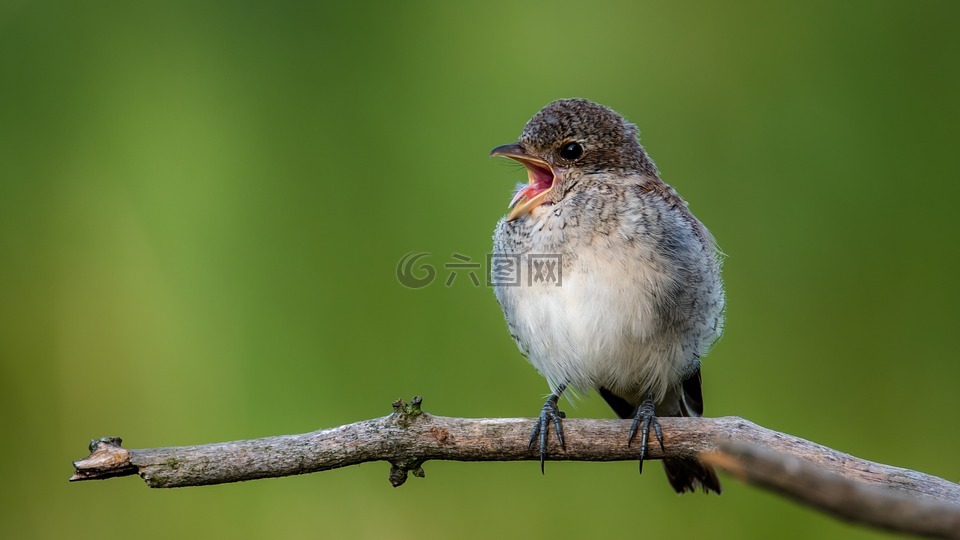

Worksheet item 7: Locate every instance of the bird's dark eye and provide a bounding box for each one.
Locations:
[559,142,583,161]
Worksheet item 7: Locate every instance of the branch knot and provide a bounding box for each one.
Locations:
[388,458,425,487]
[390,395,424,427]
[71,436,137,481]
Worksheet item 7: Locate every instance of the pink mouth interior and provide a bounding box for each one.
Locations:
[525,162,554,197]
[509,161,554,208]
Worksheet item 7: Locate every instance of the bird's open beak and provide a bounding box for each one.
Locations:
[490,143,556,221]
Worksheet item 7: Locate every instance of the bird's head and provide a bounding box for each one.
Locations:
[491,98,657,221]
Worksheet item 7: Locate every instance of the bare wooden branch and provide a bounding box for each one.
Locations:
[704,442,960,538]
[71,398,960,538]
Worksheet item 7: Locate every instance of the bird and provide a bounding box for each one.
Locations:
[490,98,724,494]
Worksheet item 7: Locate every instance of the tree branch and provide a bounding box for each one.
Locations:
[71,397,960,539]
[703,442,960,538]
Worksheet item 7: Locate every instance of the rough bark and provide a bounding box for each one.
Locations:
[71,398,960,539]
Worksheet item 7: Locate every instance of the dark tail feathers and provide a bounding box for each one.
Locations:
[663,457,721,494]
[599,374,722,495]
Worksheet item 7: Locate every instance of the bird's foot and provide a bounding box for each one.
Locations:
[528,393,566,473]
[627,394,664,473]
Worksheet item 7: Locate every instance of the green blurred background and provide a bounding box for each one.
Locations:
[1,1,958,538]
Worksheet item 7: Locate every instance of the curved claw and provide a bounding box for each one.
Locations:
[528,394,566,473]
[627,395,664,474]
